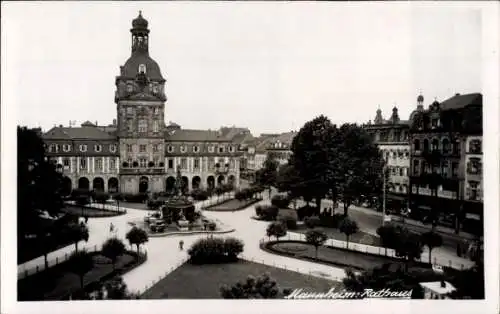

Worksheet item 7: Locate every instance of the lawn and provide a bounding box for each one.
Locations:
[61,205,124,217]
[18,237,74,265]
[18,252,138,301]
[205,198,262,212]
[267,241,425,272]
[141,259,342,299]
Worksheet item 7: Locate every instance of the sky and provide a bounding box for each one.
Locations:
[3,2,483,135]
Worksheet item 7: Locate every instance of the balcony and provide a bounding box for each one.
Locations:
[120,168,165,175]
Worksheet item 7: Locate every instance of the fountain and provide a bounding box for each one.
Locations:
[162,167,195,231]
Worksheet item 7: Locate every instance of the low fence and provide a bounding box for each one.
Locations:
[239,254,347,283]
[260,232,469,271]
[18,244,104,280]
[65,201,127,215]
[139,256,190,296]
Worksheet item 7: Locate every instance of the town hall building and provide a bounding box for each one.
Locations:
[43,12,242,195]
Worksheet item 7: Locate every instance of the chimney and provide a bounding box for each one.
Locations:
[59,124,63,128]
[95,121,98,126]
[113,119,117,126]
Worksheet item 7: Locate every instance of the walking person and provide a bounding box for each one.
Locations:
[109,222,114,233]
[179,240,184,251]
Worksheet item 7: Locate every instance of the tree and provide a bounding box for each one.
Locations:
[339,217,358,248]
[305,230,328,258]
[67,222,90,252]
[376,225,399,255]
[289,115,334,215]
[329,124,385,216]
[17,127,65,246]
[220,273,280,299]
[256,153,279,199]
[393,228,423,271]
[266,221,287,241]
[101,237,126,271]
[68,249,94,290]
[125,227,149,255]
[420,231,443,264]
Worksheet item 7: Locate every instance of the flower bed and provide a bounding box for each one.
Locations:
[203,198,262,212]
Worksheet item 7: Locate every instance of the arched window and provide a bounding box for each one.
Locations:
[423,139,429,153]
[431,138,439,151]
[413,139,421,151]
[138,64,146,73]
[442,138,450,154]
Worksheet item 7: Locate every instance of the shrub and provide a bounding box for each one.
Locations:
[255,205,279,221]
[112,193,124,201]
[278,211,298,230]
[76,195,90,206]
[191,189,209,201]
[319,213,344,228]
[147,199,163,210]
[266,221,287,241]
[71,189,91,199]
[94,192,110,204]
[271,195,291,209]
[187,237,244,264]
[123,193,148,203]
[297,205,316,221]
[101,237,126,271]
[304,216,321,229]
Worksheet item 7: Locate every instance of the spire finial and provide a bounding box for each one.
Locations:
[139,10,142,16]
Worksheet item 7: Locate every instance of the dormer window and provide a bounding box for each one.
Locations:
[127,84,133,92]
[208,145,215,153]
[62,144,72,152]
[229,146,234,153]
[139,64,146,73]
[180,146,187,153]
[94,144,102,152]
[168,145,174,153]
[109,144,117,153]
[79,144,87,152]
[219,146,225,153]
[153,85,158,93]
[193,146,200,153]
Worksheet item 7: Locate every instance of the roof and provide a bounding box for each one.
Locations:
[420,281,456,295]
[120,53,165,81]
[164,129,228,142]
[43,126,116,140]
[439,93,482,111]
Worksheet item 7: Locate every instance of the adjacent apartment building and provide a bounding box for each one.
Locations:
[408,93,482,234]
[364,106,410,211]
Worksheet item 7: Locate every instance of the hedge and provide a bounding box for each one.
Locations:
[187,237,244,264]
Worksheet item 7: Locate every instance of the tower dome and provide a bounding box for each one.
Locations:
[132,11,148,29]
[417,94,424,103]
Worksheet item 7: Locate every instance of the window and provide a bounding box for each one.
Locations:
[452,162,459,177]
[194,158,200,169]
[139,145,147,153]
[469,139,482,154]
[413,139,421,151]
[153,144,158,152]
[453,139,461,155]
[413,160,420,175]
[153,120,159,133]
[63,158,70,167]
[126,144,133,153]
[431,118,438,128]
[399,167,404,176]
[153,157,160,167]
[398,150,404,158]
[209,158,215,169]
[229,146,234,153]
[168,159,174,169]
[96,158,103,170]
[423,139,429,152]
[230,158,235,169]
[468,181,480,201]
[153,107,159,115]
[63,144,72,152]
[127,85,133,92]
[392,167,397,175]
[139,64,146,73]
[127,119,134,132]
[153,85,158,93]
[405,151,410,158]
[127,107,133,115]
[138,119,147,133]
[139,158,147,168]
[384,151,389,161]
[467,158,482,175]
[392,151,396,159]
[180,146,186,153]
[110,158,115,170]
[79,144,87,152]
[193,146,199,153]
[442,138,450,154]
[109,144,117,153]
[128,158,133,167]
[441,161,449,177]
[219,146,225,153]
[80,158,87,169]
[431,138,439,152]
[181,158,187,169]
[94,145,102,152]
[168,146,174,153]
[208,145,215,153]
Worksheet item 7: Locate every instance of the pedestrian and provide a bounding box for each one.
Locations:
[85,216,89,224]
[179,240,184,250]
[109,222,114,233]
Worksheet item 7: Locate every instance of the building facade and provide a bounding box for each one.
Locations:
[43,13,241,195]
[408,93,482,233]
[364,107,410,211]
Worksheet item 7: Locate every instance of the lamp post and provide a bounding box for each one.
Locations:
[382,164,387,226]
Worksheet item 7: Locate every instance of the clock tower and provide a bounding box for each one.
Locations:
[115,11,167,194]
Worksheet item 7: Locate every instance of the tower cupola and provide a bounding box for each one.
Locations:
[131,11,150,54]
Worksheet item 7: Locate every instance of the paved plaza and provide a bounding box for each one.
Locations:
[18,194,475,296]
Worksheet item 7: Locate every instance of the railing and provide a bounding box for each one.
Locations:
[119,168,165,175]
[259,233,468,271]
